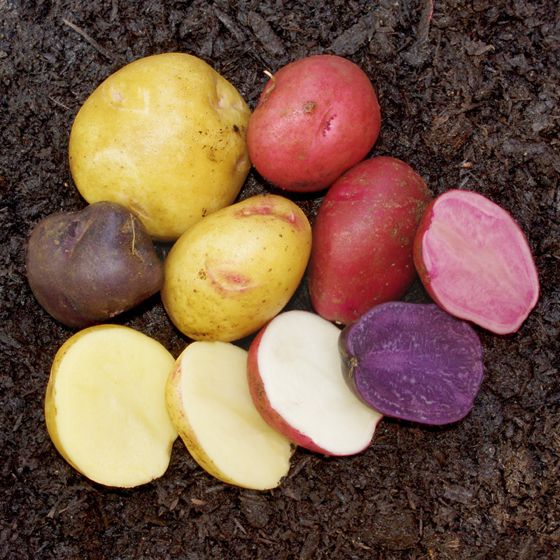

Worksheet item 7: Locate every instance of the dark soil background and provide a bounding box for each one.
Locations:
[1,1,559,558]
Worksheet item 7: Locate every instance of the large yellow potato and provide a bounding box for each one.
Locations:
[69,53,251,240]
[162,194,312,341]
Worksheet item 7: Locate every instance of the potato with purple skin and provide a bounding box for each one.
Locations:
[308,156,432,325]
[339,302,484,425]
[26,201,163,328]
[247,55,381,192]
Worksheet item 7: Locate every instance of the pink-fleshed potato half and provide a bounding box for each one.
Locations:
[308,156,432,325]
[247,54,381,192]
[413,189,540,334]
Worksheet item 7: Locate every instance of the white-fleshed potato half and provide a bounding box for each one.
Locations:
[248,310,383,455]
[69,52,251,240]
[45,325,177,487]
[162,194,312,341]
[166,341,293,490]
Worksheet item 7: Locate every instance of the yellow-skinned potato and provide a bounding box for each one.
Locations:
[166,341,293,490]
[162,194,312,342]
[69,53,251,240]
[45,325,177,488]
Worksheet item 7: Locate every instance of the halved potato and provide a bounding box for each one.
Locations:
[45,325,177,487]
[166,341,293,490]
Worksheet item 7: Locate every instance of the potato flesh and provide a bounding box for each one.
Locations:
[45,325,177,488]
[167,342,292,490]
[257,311,382,455]
[419,191,539,333]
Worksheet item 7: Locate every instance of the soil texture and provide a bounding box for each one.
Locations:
[1,1,559,559]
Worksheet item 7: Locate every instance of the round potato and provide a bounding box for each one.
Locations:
[45,325,177,488]
[162,194,312,342]
[26,201,163,328]
[247,54,381,192]
[69,53,251,240]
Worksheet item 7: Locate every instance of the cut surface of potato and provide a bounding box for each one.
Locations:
[248,311,382,456]
[166,341,293,490]
[45,325,177,487]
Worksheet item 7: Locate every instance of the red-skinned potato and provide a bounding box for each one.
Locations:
[247,311,382,456]
[247,55,381,192]
[308,156,432,324]
[413,189,539,334]
[26,201,163,328]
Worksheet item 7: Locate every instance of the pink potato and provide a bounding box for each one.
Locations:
[413,189,540,334]
[247,55,381,192]
[308,156,432,324]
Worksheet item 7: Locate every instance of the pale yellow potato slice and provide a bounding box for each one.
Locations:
[166,341,293,490]
[45,325,177,487]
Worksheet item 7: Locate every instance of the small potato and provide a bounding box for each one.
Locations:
[162,194,311,342]
[26,201,163,328]
[69,53,251,240]
[247,55,381,192]
[308,156,432,324]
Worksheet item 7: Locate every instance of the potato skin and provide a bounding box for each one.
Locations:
[69,53,251,240]
[26,202,163,328]
[162,194,312,342]
[247,55,381,192]
[308,156,432,324]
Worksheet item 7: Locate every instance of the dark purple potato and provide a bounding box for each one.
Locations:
[339,302,484,425]
[26,201,163,328]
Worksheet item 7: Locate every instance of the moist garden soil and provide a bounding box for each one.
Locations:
[1,1,559,558]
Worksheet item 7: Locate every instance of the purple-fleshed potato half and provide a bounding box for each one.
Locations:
[339,302,484,425]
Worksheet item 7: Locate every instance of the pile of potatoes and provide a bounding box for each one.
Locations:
[28,52,539,490]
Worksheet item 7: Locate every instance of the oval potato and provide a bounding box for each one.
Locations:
[45,325,177,488]
[162,194,312,341]
[308,156,432,324]
[69,53,251,240]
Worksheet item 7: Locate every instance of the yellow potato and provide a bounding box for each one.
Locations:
[162,194,312,341]
[166,341,293,490]
[69,53,251,240]
[45,325,177,488]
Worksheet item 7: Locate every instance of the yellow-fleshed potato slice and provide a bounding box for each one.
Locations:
[162,194,312,342]
[69,53,251,240]
[166,341,293,490]
[45,325,177,487]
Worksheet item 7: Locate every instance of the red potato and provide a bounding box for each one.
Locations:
[413,189,540,334]
[308,156,432,324]
[247,311,382,456]
[247,55,381,192]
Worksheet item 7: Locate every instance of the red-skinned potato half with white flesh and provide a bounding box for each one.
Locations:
[247,310,382,456]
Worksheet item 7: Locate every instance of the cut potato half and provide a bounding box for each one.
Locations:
[45,325,177,487]
[166,341,293,490]
[248,311,383,455]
